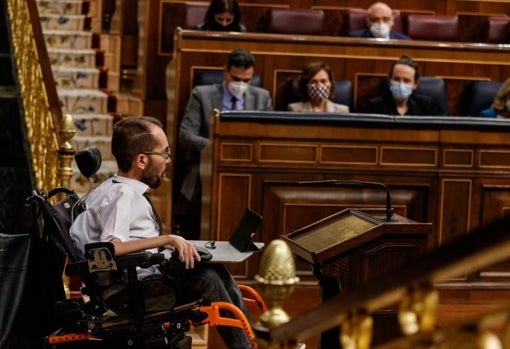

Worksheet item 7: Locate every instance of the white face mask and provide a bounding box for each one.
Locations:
[227,81,249,99]
[370,22,391,39]
[506,100,510,112]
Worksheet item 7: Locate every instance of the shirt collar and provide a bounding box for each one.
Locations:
[222,82,245,110]
[111,175,149,195]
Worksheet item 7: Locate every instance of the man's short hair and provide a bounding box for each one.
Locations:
[227,48,255,70]
[389,55,420,82]
[112,116,162,172]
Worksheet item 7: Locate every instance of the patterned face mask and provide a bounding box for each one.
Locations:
[307,83,331,102]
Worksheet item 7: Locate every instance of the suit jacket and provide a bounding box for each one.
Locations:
[366,90,440,116]
[287,100,349,113]
[349,28,410,40]
[179,83,272,200]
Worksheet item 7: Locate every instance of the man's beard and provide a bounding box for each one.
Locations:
[141,162,164,189]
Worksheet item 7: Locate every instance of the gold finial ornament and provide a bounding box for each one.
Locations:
[57,114,76,188]
[254,239,299,346]
[398,282,438,335]
[340,309,373,349]
[59,113,76,151]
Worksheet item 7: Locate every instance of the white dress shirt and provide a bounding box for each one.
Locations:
[70,175,160,276]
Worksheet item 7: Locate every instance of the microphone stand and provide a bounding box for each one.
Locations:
[297,179,395,222]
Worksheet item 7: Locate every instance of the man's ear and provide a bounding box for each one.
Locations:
[135,153,148,170]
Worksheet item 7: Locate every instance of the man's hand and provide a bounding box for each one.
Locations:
[164,235,201,269]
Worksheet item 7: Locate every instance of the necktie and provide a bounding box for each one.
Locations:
[143,192,163,233]
[230,96,238,110]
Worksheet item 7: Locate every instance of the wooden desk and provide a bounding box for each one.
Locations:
[199,111,510,285]
[167,29,510,146]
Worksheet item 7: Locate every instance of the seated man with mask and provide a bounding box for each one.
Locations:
[365,55,440,116]
[349,2,410,40]
[176,48,272,240]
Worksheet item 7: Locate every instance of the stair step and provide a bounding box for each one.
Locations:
[48,48,97,68]
[58,88,108,114]
[53,66,101,89]
[44,29,92,50]
[71,135,113,161]
[39,13,89,31]
[71,113,113,137]
[36,0,85,16]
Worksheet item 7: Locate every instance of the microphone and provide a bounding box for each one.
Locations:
[297,179,395,222]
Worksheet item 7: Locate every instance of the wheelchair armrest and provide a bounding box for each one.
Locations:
[65,250,165,276]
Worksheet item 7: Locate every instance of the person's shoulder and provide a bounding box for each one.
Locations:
[287,101,304,111]
[193,83,222,95]
[194,23,206,30]
[248,85,270,96]
[389,31,410,40]
[332,102,349,113]
[412,93,435,104]
[348,28,371,37]
[410,93,443,115]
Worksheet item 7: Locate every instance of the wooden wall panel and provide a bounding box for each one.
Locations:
[202,115,510,282]
[215,173,252,276]
[439,179,471,246]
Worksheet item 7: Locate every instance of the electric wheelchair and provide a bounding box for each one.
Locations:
[25,147,265,348]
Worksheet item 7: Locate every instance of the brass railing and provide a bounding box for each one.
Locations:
[6,0,74,190]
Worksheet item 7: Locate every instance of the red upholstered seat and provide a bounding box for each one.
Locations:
[485,16,510,44]
[405,14,460,41]
[265,8,326,35]
[343,8,403,35]
[181,2,208,29]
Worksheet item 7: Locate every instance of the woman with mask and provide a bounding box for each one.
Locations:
[365,55,440,116]
[195,0,246,32]
[287,62,349,113]
[480,78,510,118]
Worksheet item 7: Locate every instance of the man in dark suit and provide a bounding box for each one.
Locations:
[366,55,440,116]
[176,48,272,239]
[349,2,410,40]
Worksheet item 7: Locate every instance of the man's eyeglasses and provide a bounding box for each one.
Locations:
[142,147,171,160]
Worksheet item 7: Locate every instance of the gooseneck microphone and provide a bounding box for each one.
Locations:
[297,179,395,222]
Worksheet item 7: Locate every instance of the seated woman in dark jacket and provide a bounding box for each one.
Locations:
[366,55,440,116]
[195,0,246,32]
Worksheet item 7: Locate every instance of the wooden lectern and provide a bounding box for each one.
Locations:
[282,208,432,348]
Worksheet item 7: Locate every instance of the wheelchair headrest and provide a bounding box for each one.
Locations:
[75,147,102,178]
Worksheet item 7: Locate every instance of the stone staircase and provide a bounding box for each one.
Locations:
[36,0,119,194]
